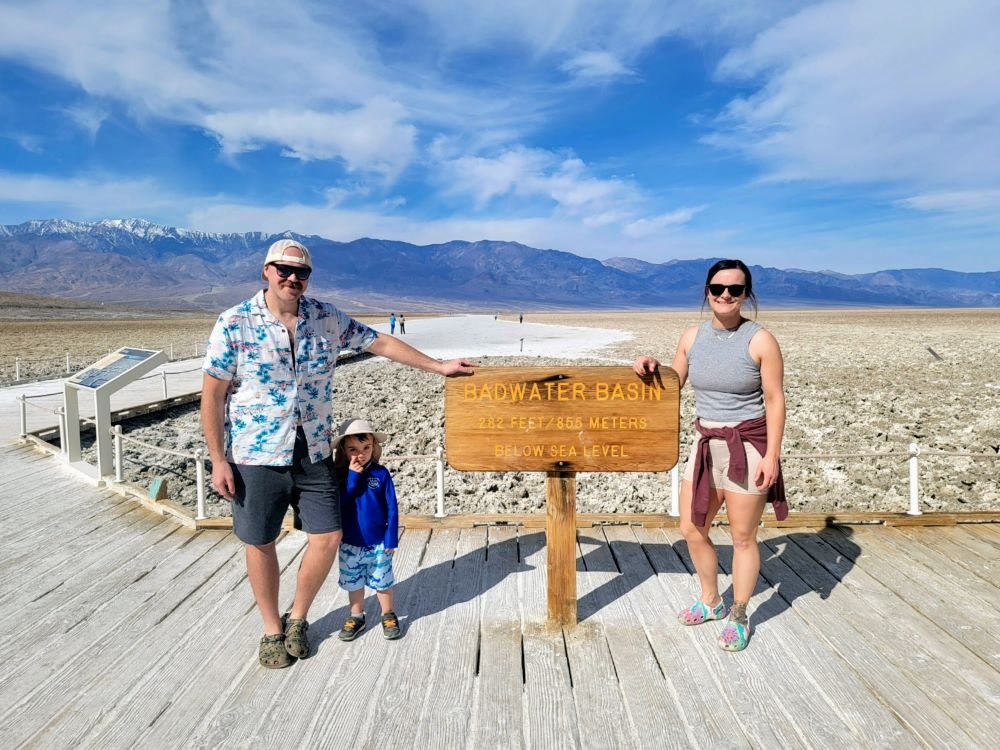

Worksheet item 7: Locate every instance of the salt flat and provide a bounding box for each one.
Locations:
[53,307,1000,518]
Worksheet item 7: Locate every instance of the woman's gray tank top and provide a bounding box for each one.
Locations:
[687,319,765,421]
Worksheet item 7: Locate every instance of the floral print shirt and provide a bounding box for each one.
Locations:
[203,289,378,465]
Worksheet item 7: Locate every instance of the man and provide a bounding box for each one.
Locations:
[201,239,473,668]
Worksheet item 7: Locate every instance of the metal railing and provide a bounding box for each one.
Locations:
[1,342,207,385]
[16,379,999,519]
[16,365,202,440]
[108,428,446,522]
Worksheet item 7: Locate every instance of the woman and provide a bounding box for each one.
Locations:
[634,259,786,651]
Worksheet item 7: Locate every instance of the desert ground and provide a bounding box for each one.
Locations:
[66,307,1000,518]
[0,314,385,384]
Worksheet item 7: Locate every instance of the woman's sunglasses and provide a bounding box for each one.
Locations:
[708,283,745,297]
[270,263,312,281]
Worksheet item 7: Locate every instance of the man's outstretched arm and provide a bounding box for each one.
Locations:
[367,334,475,376]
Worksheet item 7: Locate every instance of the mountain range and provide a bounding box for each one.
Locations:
[1,218,998,312]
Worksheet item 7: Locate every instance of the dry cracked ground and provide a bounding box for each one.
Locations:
[64,308,1000,519]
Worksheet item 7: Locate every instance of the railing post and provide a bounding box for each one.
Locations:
[169,343,174,360]
[56,406,67,455]
[15,357,20,381]
[194,341,199,358]
[195,448,207,520]
[66,352,71,373]
[907,442,922,516]
[434,446,446,517]
[161,371,169,399]
[114,425,124,482]
[669,464,680,517]
[17,395,27,438]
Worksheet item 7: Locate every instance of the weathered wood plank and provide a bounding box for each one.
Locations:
[660,525,822,748]
[757,527,984,748]
[601,525,746,748]
[869,525,1000,614]
[953,523,1000,550]
[576,526,693,749]
[798,527,1000,705]
[895,524,1000,590]
[183,528,381,750]
[626,526,749,748]
[412,527,486,748]
[397,512,1000,529]
[564,529,639,749]
[0,530,239,746]
[0,503,167,604]
[0,514,180,677]
[468,525,526,748]
[0,475,130,543]
[823,526,1000,672]
[713,526,911,748]
[71,532,306,749]
[353,528,463,749]
[519,528,579,750]
[0,425,996,750]
[304,529,432,748]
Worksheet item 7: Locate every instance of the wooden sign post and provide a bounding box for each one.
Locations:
[445,367,679,626]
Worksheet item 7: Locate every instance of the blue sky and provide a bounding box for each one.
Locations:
[1,1,998,273]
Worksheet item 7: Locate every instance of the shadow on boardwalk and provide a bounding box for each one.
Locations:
[307,527,860,648]
[577,528,860,625]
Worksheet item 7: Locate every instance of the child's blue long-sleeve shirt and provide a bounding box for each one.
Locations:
[339,463,399,549]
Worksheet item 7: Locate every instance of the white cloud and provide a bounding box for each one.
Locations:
[0,172,190,217]
[622,206,707,238]
[185,197,655,260]
[60,105,109,141]
[441,148,556,207]
[439,147,646,226]
[0,1,792,176]
[561,51,632,81]
[709,0,1000,192]
[204,99,417,179]
[8,134,43,153]
[899,190,1000,214]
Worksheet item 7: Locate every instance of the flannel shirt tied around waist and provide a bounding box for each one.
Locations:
[691,414,788,527]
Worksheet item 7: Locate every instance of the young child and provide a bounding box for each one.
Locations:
[333,417,401,641]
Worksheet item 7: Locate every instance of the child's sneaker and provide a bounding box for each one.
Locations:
[338,614,366,642]
[677,599,727,626]
[381,611,401,640]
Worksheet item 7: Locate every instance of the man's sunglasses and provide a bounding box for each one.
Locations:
[270,263,312,280]
[707,283,746,297]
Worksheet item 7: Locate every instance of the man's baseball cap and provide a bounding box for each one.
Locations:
[263,239,312,269]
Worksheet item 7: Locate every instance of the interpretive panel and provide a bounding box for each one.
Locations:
[445,366,680,472]
[69,348,162,390]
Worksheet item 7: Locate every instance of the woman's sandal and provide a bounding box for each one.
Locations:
[677,599,727,625]
[718,618,750,651]
[259,633,292,669]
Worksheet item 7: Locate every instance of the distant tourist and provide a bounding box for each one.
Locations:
[399,314,406,334]
[633,259,786,652]
[200,239,474,669]
[389,313,396,334]
[333,418,401,641]
[519,312,523,324]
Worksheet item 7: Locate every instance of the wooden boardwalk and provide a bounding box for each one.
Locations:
[1,441,998,749]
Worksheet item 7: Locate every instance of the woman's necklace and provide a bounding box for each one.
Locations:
[712,320,743,340]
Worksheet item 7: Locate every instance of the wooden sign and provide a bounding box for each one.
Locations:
[445,366,680,473]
